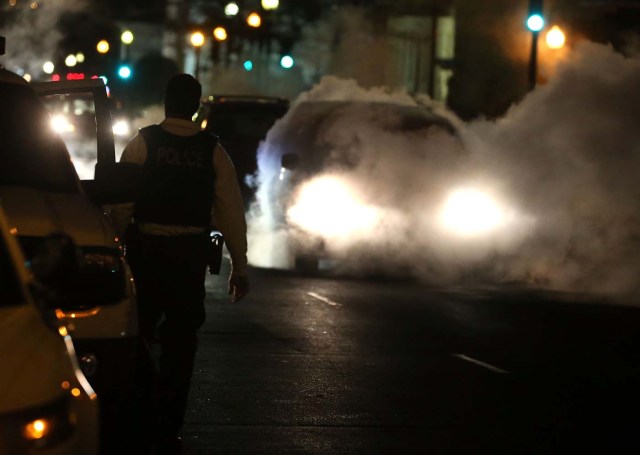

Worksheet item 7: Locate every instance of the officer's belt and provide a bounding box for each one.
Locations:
[136,222,208,236]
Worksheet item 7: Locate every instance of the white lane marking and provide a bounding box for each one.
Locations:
[307,292,341,307]
[452,353,510,374]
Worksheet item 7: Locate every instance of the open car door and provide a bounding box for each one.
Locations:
[32,78,139,204]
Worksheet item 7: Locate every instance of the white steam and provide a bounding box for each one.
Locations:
[247,42,640,297]
[467,41,640,294]
[1,1,88,78]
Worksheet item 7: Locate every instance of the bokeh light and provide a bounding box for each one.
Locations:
[96,40,110,54]
[224,2,239,17]
[42,61,55,74]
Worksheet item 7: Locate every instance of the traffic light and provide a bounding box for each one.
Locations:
[526,0,544,32]
[279,55,294,69]
[527,0,544,91]
[117,64,132,79]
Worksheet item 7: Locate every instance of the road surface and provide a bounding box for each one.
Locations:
[176,260,640,454]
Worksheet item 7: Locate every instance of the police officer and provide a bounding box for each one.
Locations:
[111,74,249,454]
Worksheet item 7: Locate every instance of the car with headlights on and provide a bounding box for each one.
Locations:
[0,202,99,455]
[0,53,146,452]
[195,94,289,206]
[42,92,134,176]
[250,95,520,280]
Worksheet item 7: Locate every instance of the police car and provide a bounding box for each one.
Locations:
[0,37,144,451]
[0,201,99,454]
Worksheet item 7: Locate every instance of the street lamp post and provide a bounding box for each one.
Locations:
[190,31,205,79]
[528,30,539,91]
[121,30,134,62]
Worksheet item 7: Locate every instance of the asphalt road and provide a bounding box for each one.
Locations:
[177,260,640,454]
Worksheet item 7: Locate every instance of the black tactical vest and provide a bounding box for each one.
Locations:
[133,125,217,228]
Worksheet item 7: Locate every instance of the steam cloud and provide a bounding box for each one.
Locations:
[1,1,87,78]
[5,2,639,296]
[247,41,640,298]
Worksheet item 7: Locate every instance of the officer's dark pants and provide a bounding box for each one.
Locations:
[127,230,208,440]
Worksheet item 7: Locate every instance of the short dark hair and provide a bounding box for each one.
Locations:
[164,74,201,117]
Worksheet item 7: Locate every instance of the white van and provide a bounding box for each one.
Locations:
[0,50,145,450]
[0,203,99,455]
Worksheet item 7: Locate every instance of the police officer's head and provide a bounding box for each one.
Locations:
[164,74,201,119]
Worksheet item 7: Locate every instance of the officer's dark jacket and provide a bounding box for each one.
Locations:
[133,125,217,228]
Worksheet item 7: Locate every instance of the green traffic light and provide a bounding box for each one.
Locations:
[118,65,132,79]
[279,55,294,69]
[526,13,544,32]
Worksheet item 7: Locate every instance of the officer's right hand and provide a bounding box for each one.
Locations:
[228,273,249,302]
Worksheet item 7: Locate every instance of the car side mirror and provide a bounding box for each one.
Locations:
[30,232,126,311]
[81,162,141,205]
[281,153,299,170]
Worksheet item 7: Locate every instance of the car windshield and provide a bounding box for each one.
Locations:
[196,101,288,140]
[0,84,80,193]
[277,101,461,173]
[38,91,99,180]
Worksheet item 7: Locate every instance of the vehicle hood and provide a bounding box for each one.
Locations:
[0,186,117,248]
[0,305,73,413]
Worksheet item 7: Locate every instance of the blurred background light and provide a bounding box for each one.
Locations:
[213,27,228,41]
[96,40,110,54]
[261,0,279,10]
[64,54,77,67]
[280,55,294,69]
[247,12,262,28]
[526,14,545,32]
[190,31,205,47]
[121,30,134,45]
[546,25,566,49]
[224,2,239,17]
[117,65,132,79]
[42,61,55,74]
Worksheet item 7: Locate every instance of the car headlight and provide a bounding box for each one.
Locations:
[286,175,380,239]
[438,187,508,236]
[50,114,75,134]
[112,119,130,137]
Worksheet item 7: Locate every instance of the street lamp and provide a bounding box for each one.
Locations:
[224,2,239,17]
[545,25,566,49]
[65,54,78,67]
[247,12,262,28]
[42,61,55,74]
[213,27,228,42]
[526,0,545,91]
[121,30,134,62]
[96,40,110,54]
[261,0,279,10]
[190,31,205,79]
